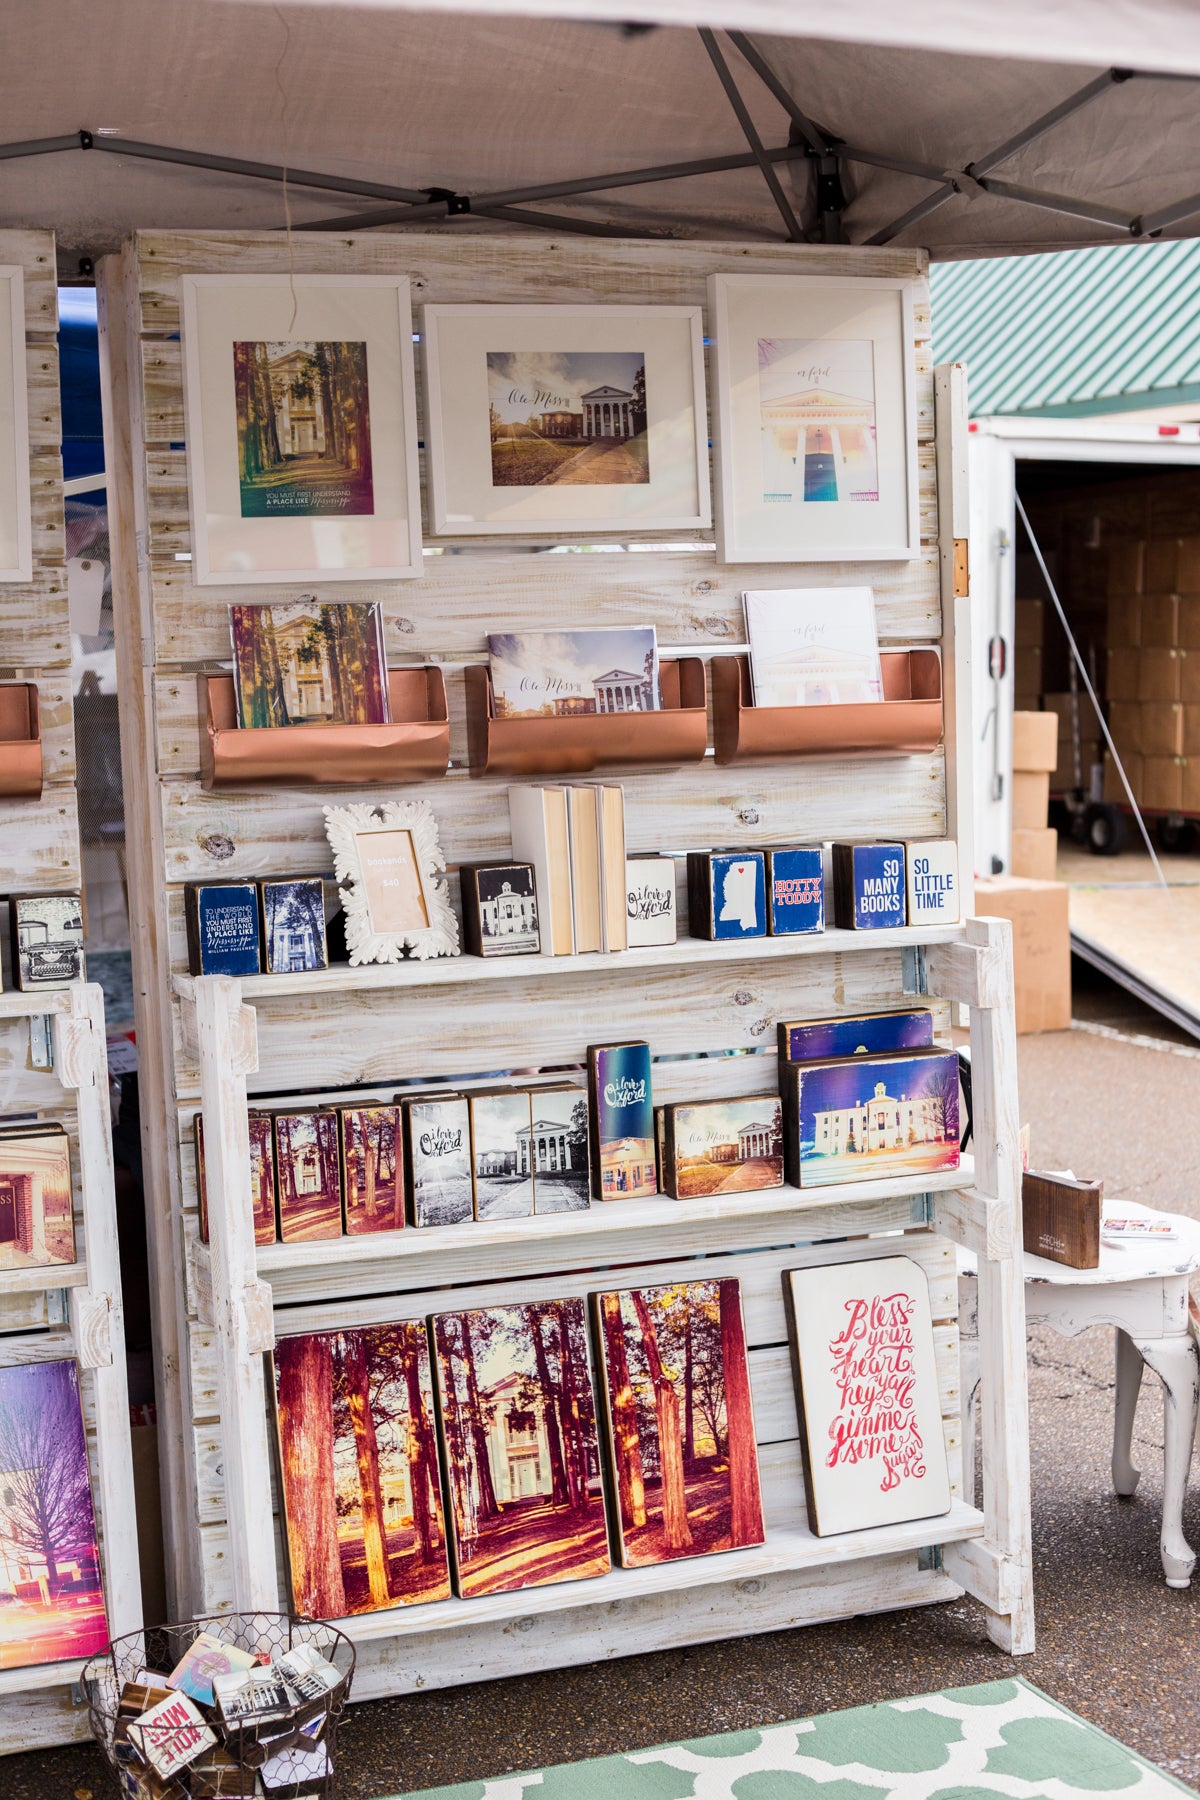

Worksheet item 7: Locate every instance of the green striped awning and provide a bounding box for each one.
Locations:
[930,239,1200,419]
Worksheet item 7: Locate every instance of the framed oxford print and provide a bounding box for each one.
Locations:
[180,274,423,583]
[0,267,31,582]
[708,274,918,564]
[324,799,459,963]
[423,304,711,536]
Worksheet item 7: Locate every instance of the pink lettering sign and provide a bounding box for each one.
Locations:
[825,1289,929,1492]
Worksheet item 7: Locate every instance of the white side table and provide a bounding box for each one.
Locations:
[959,1202,1200,1588]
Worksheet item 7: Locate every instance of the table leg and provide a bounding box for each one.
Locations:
[1135,1334,1200,1589]
[1112,1328,1143,1498]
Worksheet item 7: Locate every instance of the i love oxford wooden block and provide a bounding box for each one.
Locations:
[904,840,959,926]
[831,842,905,931]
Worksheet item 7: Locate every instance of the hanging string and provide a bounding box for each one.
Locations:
[1014,490,1200,995]
[273,5,298,332]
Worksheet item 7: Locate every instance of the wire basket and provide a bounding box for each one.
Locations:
[83,1612,356,1799]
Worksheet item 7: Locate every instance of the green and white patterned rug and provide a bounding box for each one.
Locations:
[389,1679,1190,1799]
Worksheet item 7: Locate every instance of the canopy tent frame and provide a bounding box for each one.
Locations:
[1,34,1198,258]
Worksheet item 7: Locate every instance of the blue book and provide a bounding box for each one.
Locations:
[587,1041,656,1199]
[686,851,767,940]
[766,847,824,936]
[778,1009,935,1065]
[831,842,906,931]
[185,883,261,976]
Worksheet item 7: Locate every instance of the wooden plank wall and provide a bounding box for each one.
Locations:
[101,229,950,1626]
[0,235,123,1750]
[0,231,75,1336]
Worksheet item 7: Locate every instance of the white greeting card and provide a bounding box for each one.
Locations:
[744,588,883,708]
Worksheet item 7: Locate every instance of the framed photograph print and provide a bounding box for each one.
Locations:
[422,304,710,536]
[708,274,918,564]
[782,1254,951,1537]
[179,274,423,583]
[323,799,459,963]
[0,267,31,582]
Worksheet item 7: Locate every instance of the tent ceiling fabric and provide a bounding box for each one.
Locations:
[4,1,1200,267]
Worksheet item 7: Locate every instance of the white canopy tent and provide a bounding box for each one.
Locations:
[4,0,1200,273]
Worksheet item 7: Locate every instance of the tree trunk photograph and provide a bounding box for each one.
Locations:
[594,1279,765,1568]
[272,1323,451,1620]
[432,1300,611,1598]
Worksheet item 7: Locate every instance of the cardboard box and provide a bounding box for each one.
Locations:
[975,875,1071,1033]
[1137,647,1183,703]
[1180,599,1200,651]
[1010,826,1058,882]
[1185,705,1200,759]
[1182,759,1200,812]
[1139,700,1184,758]
[1107,699,1143,755]
[1103,751,1140,806]
[1106,648,1141,701]
[1041,693,1079,740]
[1182,649,1200,702]
[1178,537,1200,594]
[1140,593,1180,648]
[1144,536,1182,594]
[1053,737,1100,786]
[1143,755,1184,812]
[1014,643,1042,699]
[1106,594,1140,650]
[1011,769,1050,829]
[1015,597,1045,649]
[1107,539,1144,597]
[1011,710,1058,772]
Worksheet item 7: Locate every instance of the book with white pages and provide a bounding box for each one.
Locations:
[595,783,627,952]
[508,786,574,956]
[744,586,884,708]
[566,785,602,955]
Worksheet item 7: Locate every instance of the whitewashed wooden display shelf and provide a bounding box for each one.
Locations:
[0,983,142,1749]
[0,228,141,1753]
[100,229,1033,1705]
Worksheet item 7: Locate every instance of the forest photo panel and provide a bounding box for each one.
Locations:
[272,1322,451,1619]
[592,1277,765,1568]
[430,1298,611,1598]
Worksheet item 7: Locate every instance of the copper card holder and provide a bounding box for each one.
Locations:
[711,649,943,765]
[0,683,42,799]
[200,667,450,790]
[466,657,709,778]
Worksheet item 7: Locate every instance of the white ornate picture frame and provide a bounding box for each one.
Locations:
[323,801,459,964]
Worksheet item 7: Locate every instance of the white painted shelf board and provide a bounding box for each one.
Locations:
[249,1157,977,1288]
[0,1261,88,1296]
[172,922,965,1005]
[340,1500,986,1644]
[0,988,77,1020]
[0,1657,86,1698]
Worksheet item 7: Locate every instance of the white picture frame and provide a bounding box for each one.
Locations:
[0,267,32,582]
[179,274,423,585]
[323,800,459,964]
[708,273,919,564]
[422,303,711,536]
[783,1254,951,1536]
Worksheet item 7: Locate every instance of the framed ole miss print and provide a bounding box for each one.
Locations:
[422,304,710,536]
[783,1254,950,1536]
[708,274,918,564]
[180,274,423,583]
